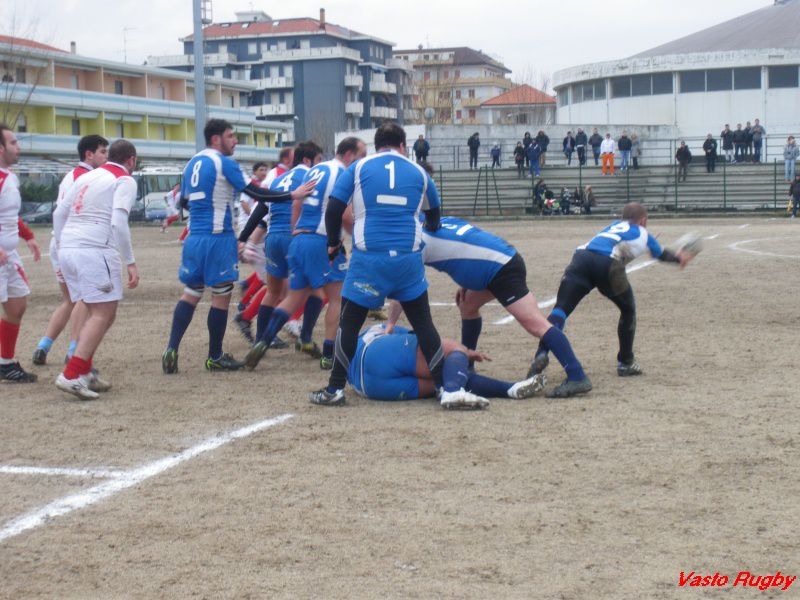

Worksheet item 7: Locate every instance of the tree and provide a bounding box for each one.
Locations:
[508,65,555,127]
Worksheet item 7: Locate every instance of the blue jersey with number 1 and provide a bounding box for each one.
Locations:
[581,221,664,260]
[181,149,249,235]
[267,164,309,234]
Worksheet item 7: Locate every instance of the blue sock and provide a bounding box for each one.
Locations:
[207,307,228,360]
[300,296,324,344]
[37,336,54,352]
[442,351,470,392]
[542,327,586,381]
[256,305,274,341]
[260,308,289,345]
[67,339,77,358]
[167,300,196,351]
[323,339,334,359]
[536,308,568,356]
[466,372,513,398]
[460,317,482,350]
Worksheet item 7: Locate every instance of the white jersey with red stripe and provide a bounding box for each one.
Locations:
[0,167,21,252]
[59,162,137,251]
[56,162,93,209]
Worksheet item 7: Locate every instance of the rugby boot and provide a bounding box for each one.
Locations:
[617,361,643,377]
[162,348,179,374]
[296,340,322,359]
[319,355,334,370]
[439,388,489,410]
[270,335,289,350]
[233,312,254,344]
[0,361,38,383]
[244,341,268,370]
[545,377,593,398]
[205,353,245,371]
[527,351,550,378]
[32,348,48,366]
[508,373,547,399]
[55,373,98,400]
[309,387,346,406]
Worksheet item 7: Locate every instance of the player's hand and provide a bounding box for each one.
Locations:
[26,238,42,262]
[676,250,694,269]
[0,247,8,266]
[467,349,491,363]
[291,180,316,201]
[327,242,342,262]
[126,264,140,289]
[454,287,468,306]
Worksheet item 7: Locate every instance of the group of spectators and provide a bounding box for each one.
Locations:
[718,120,766,164]
[532,179,597,215]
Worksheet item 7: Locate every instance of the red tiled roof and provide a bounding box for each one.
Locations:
[482,84,555,107]
[185,18,362,40]
[0,35,65,53]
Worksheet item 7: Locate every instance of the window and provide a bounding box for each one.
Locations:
[438,91,449,99]
[572,84,584,103]
[423,71,430,81]
[581,82,594,102]
[768,65,797,88]
[70,74,79,89]
[651,73,672,95]
[733,67,761,90]
[456,110,462,120]
[270,65,280,78]
[468,89,475,98]
[116,122,124,138]
[611,76,631,98]
[679,71,705,93]
[706,69,732,91]
[218,43,227,54]
[248,42,257,54]
[214,68,223,78]
[443,70,449,79]
[557,87,569,106]
[423,54,429,60]
[594,79,606,99]
[71,119,80,136]
[229,95,235,107]
[15,68,25,84]
[17,114,26,133]
[631,74,651,96]
[455,90,461,99]
[114,80,123,95]
[157,84,166,99]
[468,109,476,119]
[158,125,166,140]
[284,64,292,77]
[300,39,310,49]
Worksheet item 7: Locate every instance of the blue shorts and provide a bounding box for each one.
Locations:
[349,331,420,401]
[179,233,238,287]
[288,234,347,291]
[343,250,428,309]
[265,232,292,279]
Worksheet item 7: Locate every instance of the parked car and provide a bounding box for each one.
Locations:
[145,198,169,222]
[21,202,54,224]
[129,199,146,222]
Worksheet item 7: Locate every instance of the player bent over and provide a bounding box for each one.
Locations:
[350,324,546,405]
[531,202,694,379]
[0,124,41,382]
[53,139,140,399]
[162,119,314,374]
[243,137,366,371]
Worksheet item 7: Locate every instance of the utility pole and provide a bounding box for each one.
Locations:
[192,0,212,151]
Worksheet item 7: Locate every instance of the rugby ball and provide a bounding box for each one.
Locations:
[673,232,703,256]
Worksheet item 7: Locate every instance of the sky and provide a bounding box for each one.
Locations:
[6,0,774,85]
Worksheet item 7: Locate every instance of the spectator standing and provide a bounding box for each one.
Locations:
[412,134,430,163]
[618,131,632,171]
[490,143,501,169]
[589,128,603,166]
[600,133,616,176]
[732,124,746,163]
[513,141,525,178]
[562,131,575,166]
[535,130,550,167]
[720,124,734,163]
[526,140,542,177]
[522,131,533,168]
[790,174,800,218]
[574,128,588,166]
[675,141,692,182]
[744,121,753,159]
[467,132,480,170]
[630,133,641,169]
[582,185,596,214]
[751,119,765,163]
[784,136,799,182]
[702,134,718,173]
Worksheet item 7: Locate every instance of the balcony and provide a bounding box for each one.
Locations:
[460,97,483,107]
[345,101,364,116]
[258,103,295,116]
[261,46,361,63]
[370,80,397,94]
[386,58,413,72]
[345,74,363,88]
[370,106,398,119]
[147,53,236,67]
[256,77,294,89]
[452,76,512,88]
[403,109,421,121]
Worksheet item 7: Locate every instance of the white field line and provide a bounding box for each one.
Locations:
[705,233,721,240]
[727,236,800,259]
[738,223,751,229]
[0,413,294,544]
[0,466,125,479]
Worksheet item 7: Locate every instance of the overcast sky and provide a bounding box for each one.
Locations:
[7,0,773,84]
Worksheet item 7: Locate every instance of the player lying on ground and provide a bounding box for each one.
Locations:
[531,201,696,379]
[349,324,547,406]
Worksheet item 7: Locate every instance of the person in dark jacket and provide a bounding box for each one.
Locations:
[522,131,533,168]
[412,134,430,163]
[732,124,746,163]
[490,143,501,169]
[535,130,550,166]
[514,141,525,178]
[751,118,766,163]
[720,124,734,163]
[617,131,632,171]
[702,134,718,173]
[789,174,800,218]
[574,128,588,166]
[562,131,575,166]
[559,187,572,214]
[589,128,603,166]
[675,141,692,182]
[526,140,542,177]
[468,132,480,170]
[533,178,547,213]
[744,121,753,159]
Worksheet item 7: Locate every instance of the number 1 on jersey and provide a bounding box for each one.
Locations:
[385,160,395,190]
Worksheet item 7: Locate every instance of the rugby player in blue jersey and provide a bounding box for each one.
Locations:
[162,119,314,374]
[531,202,694,379]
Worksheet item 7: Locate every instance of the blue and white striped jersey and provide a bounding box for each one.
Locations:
[422,217,515,290]
[581,220,664,260]
[330,150,441,254]
[181,149,249,235]
[295,159,344,236]
[267,164,309,235]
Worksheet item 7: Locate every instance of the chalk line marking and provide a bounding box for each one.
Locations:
[705,233,721,240]
[0,413,294,544]
[738,223,751,229]
[727,236,800,259]
[0,466,125,479]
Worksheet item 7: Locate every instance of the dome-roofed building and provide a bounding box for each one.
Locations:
[553,0,800,137]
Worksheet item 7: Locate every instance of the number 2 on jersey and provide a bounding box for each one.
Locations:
[384,160,395,190]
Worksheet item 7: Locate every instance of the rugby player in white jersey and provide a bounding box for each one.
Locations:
[33,134,108,366]
[0,123,41,382]
[53,139,140,400]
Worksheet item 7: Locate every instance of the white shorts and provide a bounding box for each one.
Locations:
[59,247,123,304]
[0,250,31,303]
[48,236,65,284]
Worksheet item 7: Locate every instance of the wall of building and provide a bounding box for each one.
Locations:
[299,60,347,152]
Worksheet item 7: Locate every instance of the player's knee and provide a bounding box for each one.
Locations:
[211,283,234,297]
[183,285,204,300]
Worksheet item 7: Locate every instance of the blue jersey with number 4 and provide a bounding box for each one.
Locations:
[581,220,664,261]
[295,159,344,236]
[421,217,515,290]
[330,150,440,254]
[181,149,249,235]
[267,164,309,234]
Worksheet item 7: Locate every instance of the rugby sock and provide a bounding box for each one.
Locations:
[328,299,369,391]
[242,287,267,322]
[167,300,196,351]
[241,277,263,306]
[37,336,54,353]
[542,327,586,382]
[460,317,482,350]
[442,351,470,392]
[466,372,513,398]
[400,292,444,386]
[63,356,90,380]
[207,307,228,360]
[300,296,324,344]
[67,340,78,359]
[0,320,20,361]
[260,308,290,345]
[256,305,274,341]
[178,226,189,242]
[323,339,334,359]
[535,309,567,357]
[291,305,305,321]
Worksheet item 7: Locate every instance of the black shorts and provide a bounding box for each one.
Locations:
[563,250,630,297]
[487,252,529,307]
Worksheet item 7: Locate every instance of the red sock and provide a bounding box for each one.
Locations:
[166,214,180,227]
[179,226,189,241]
[63,356,91,380]
[242,287,268,321]
[0,319,20,360]
[291,305,304,321]
[241,279,263,306]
